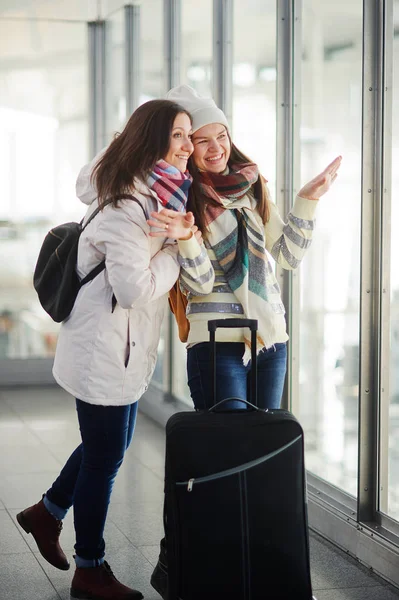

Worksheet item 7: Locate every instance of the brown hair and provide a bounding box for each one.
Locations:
[187,134,271,238]
[92,99,191,208]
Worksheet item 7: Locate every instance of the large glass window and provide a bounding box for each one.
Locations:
[297,2,363,496]
[181,0,213,97]
[232,0,277,197]
[141,0,164,101]
[0,19,89,360]
[105,8,126,140]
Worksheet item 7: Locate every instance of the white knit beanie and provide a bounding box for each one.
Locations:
[165,84,229,133]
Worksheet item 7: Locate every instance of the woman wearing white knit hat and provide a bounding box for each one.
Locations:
[149,85,338,600]
[148,84,341,413]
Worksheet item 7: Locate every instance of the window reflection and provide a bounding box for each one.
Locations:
[298,1,362,496]
[384,1,399,521]
[232,0,276,196]
[141,0,164,101]
[105,8,126,140]
[0,20,89,360]
[182,0,213,97]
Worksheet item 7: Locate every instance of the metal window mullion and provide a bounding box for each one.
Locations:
[290,0,302,417]
[164,0,182,394]
[88,20,106,156]
[164,0,181,90]
[276,0,301,413]
[378,0,393,516]
[212,0,233,124]
[358,0,385,523]
[125,4,141,114]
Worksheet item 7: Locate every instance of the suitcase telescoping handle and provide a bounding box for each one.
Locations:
[208,319,258,407]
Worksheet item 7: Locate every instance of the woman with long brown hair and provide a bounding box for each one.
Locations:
[16,99,211,600]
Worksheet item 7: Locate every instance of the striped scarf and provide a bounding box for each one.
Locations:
[199,163,278,364]
[147,160,193,212]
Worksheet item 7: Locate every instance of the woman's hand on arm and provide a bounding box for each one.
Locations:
[147,208,196,240]
[298,155,342,201]
[97,205,180,309]
[147,207,212,293]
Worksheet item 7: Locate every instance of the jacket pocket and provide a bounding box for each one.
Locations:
[124,318,131,368]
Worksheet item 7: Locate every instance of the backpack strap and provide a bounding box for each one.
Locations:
[114,194,148,218]
[82,194,146,230]
[80,260,106,286]
[79,195,147,293]
[81,198,113,229]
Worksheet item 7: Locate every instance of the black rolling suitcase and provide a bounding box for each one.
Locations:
[164,319,314,600]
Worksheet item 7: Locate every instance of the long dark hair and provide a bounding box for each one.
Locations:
[92,100,191,208]
[187,134,271,238]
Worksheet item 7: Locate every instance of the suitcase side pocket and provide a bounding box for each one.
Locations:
[175,434,302,492]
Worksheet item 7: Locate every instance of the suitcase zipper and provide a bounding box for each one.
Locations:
[177,434,302,491]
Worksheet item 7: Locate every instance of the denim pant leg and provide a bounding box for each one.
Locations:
[46,444,83,512]
[46,399,138,561]
[187,342,287,411]
[46,401,138,513]
[253,343,287,409]
[187,342,248,410]
[73,400,138,561]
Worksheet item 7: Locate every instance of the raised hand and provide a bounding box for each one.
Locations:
[298,156,342,201]
[147,208,196,241]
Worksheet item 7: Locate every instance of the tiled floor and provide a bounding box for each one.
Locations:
[0,385,399,600]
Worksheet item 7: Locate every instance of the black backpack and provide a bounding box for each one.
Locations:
[33,195,145,323]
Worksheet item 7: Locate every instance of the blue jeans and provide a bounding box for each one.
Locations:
[187,342,287,411]
[45,399,138,562]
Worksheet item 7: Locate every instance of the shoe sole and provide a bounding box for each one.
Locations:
[16,511,31,534]
[16,511,70,571]
[70,588,143,600]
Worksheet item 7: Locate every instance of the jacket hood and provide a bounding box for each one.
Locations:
[75,148,106,206]
[76,148,155,206]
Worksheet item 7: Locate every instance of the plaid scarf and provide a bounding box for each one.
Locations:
[147,160,193,212]
[199,163,278,363]
[199,163,258,203]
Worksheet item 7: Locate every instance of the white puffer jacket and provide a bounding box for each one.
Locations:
[52,156,180,406]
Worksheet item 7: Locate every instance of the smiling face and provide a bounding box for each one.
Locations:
[163,112,194,172]
[191,124,231,174]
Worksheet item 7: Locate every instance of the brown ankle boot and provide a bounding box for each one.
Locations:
[70,561,143,600]
[16,497,70,570]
